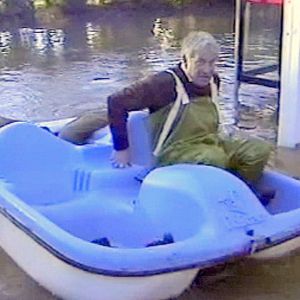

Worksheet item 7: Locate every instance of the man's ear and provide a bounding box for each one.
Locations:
[182,55,188,68]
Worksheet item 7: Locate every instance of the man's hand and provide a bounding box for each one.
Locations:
[110,149,131,168]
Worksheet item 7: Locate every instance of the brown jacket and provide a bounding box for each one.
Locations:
[108,64,220,150]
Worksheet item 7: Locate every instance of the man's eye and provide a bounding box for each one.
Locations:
[195,59,205,66]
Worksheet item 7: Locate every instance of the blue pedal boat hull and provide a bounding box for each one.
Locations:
[0,118,300,300]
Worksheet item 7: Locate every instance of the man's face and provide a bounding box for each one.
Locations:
[185,50,218,87]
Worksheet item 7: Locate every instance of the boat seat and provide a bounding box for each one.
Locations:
[127,111,155,167]
[91,110,154,167]
[0,122,82,204]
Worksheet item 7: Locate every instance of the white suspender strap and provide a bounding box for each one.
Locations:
[210,76,219,110]
[153,70,190,156]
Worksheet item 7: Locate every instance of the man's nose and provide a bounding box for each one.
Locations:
[202,62,213,75]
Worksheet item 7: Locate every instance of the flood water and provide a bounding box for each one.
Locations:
[0,2,281,141]
[1,2,299,300]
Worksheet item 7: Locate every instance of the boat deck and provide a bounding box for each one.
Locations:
[1,147,300,300]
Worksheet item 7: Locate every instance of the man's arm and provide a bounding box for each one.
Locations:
[107,71,176,152]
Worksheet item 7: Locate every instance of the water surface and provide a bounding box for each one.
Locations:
[0,3,281,141]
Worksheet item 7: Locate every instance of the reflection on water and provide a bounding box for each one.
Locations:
[0,7,279,145]
[0,31,12,54]
[86,22,103,48]
[19,27,65,53]
[152,18,178,50]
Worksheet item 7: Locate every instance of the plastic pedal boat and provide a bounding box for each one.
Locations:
[0,112,300,300]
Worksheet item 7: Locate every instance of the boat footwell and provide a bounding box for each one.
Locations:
[0,211,198,300]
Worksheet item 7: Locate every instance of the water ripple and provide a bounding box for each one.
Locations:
[0,12,281,142]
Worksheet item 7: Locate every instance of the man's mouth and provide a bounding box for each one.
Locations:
[198,76,210,81]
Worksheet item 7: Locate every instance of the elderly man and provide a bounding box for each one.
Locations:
[108,31,272,183]
[61,31,273,196]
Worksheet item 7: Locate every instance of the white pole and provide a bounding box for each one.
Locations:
[233,0,242,113]
[278,0,300,148]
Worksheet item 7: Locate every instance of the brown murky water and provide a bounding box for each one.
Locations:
[180,254,300,300]
[0,2,281,141]
[1,2,298,300]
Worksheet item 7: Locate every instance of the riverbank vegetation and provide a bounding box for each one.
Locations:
[34,0,196,9]
[1,0,216,17]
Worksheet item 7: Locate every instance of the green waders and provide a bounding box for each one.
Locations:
[150,95,273,183]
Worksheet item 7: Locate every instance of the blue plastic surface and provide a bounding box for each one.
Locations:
[0,118,300,276]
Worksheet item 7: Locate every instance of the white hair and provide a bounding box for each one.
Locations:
[181,31,220,59]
